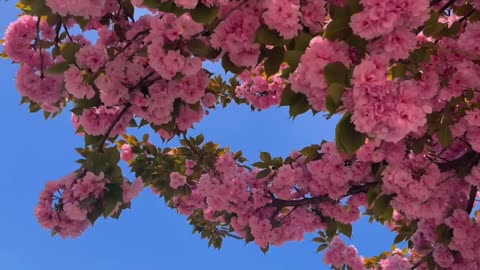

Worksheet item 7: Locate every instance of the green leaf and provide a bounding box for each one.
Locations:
[114,23,126,41]
[30,0,51,16]
[221,54,245,74]
[260,244,270,254]
[20,96,30,105]
[289,94,310,118]
[326,83,345,114]
[313,237,325,243]
[325,219,337,238]
[45,61,70,75]
[437,125,453,147]
[252,162,267,168]
[74,16,91,31]
[393,233,407,244]
[324,62,349,86]
[324,19,352,41]
[260,152,272,163]
[316,244,329,253]
[374,194,392,220]
[264,47,285,77]
[256,168,271,179]
[103,147,120,165]
[195,134,204,145]
[436,224,453,245]
[293,32,313,51]
[103,183,123,217]
[61,43,81,64]
[423,12,446,37]
[84,134,103,147]
[190,3,219,24]
[29,102,41,113]
[335,113,365,155]
[123,0,135,19]
[186,38,220,59]
[367,184,381,206]
[338,223,352,238]
[255,24,286,46]
[43,111,52,120]
[87,202,103,225]
[284,50,303,70]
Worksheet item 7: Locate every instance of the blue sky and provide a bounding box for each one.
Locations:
[0,2,395,269]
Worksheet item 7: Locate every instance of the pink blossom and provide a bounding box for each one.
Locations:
[169,172,187,189]
[120,144,135,162]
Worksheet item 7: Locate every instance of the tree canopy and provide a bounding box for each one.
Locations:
[3,0,480,269]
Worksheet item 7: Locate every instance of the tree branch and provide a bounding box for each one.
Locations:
[267,182,376,208]
[217,229,243,240]
[411,175,479,269]
[438,0,457,14]
[466,185,478,214]
[410,251,433,270]
[437,150,480,172]
[97,103,132,152]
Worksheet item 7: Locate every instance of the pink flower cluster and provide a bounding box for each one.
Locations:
[169,172,187,189]
[351,55,431,142]
[350,0,429,40]
[35,172,108,238]
[210,8,261,66]
[79,106,132,136]
[235,64,286,109]
[323,237,364,270]
[4,15,63,109]
[444,209,480,264]
[35,172,143,238]
[120,144,135,162]
[46,0,117,18]
[299,0,325,34]
[171,143,375,249]
[122,177,144,203]
[263,0,302,39]
[306,142,371,199]
[378,254,411,270]
[289,37,351,111]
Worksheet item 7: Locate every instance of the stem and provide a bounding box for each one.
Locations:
[429,0,443,7]
[113,29,150,59]
[216,229,242,240]
[97,103,132,152]
[63,24,74,42]
[267,182,375,208]
[410,251,433,270]
[35,16,45,79]
[437,150,480,172]
[466,185,478,214]
[438,0,457,14]
[182,133,201,157]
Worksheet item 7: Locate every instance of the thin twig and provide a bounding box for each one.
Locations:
[35,16,45,79]
[438,0,457,14]
[410,251,433,270]
[63,24,74,42]
[97,103,132,152]
[217,229,243,240]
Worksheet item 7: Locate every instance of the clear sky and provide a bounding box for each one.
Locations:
[0,2,395,269]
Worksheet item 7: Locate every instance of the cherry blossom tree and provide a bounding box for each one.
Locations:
[3,0,480,269]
